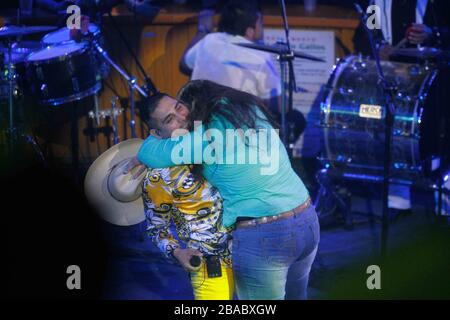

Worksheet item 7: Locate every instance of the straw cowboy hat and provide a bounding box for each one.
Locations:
[84,138,147,226]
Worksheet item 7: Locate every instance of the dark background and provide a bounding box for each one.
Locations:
[4,160,108,299]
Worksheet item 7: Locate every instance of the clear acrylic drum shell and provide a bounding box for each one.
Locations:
[319,55,438,179]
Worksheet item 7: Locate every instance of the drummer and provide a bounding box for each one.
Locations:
[353,0,450,217]
[353,0,450,61]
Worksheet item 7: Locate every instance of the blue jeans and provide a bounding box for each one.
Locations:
[232,204,320,300]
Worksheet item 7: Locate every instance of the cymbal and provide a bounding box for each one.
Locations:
[0,41,43,63]
[0,25,57,38]
[236,42,325,62]
[393,47,441,59]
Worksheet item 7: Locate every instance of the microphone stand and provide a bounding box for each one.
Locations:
[94,41,148,139]
[430,0,447,217]
[91,1,158,138]
[2,34,47,168]
[354,3,396,261]
[277,0,298,156]
[106,11,158,95]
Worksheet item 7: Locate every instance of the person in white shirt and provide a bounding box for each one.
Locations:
[179,0,306,143]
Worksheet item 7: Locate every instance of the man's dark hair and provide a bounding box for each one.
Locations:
[140,91,169,129]
[218,0,260,36]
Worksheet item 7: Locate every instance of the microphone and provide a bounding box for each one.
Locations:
[189,256,202,268]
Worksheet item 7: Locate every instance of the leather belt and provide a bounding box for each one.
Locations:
[235,198,312,229]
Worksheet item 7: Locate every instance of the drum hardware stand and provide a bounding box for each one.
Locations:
[435,121,445,217]
[110,96,121,145]
[1,35,47,167]
[103,10,159,138]
[105,11,158,96]
[88,4,158,138]
[87,96,124,145]
[4,37,17,150]
[23,134,48,167]
[102,10,158,138]
[93,41,148,139]
[277,0,298,157]
[435,56,449,217]
[70,101,81,184]
[128,76,138,138]
[315,169,353,228]
[93,93,100,126]
[355,3,398,261]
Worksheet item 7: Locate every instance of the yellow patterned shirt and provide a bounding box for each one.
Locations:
[142,165,232,265]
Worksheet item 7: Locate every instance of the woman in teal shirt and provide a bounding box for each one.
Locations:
[138,80,320,299]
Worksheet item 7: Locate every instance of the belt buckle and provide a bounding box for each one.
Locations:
[249,219,257,227]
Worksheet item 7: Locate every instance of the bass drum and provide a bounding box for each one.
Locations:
[319,55,439,181]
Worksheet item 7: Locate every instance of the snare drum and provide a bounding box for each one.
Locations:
[319,55,439,181]
[41,24,101,45]
[25,41,101,106]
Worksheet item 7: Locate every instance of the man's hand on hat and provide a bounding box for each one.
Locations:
[173,248,203,272]
[122,156,146,179]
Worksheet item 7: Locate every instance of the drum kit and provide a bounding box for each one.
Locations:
[316,48,450,222]
[1,24,103,108]
[233,1,450,222]
[0,22,149,176]
[319,54,439,182]
[235,7,449,221]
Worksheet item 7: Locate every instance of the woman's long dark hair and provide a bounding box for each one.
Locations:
[175,80,279,180]
[177,79,278,132]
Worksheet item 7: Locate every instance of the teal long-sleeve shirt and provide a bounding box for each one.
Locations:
[137,113,310,228]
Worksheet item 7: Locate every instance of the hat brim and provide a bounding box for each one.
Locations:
[84,139,145,226]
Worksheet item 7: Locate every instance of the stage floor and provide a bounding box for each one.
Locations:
[100,193,449,300]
